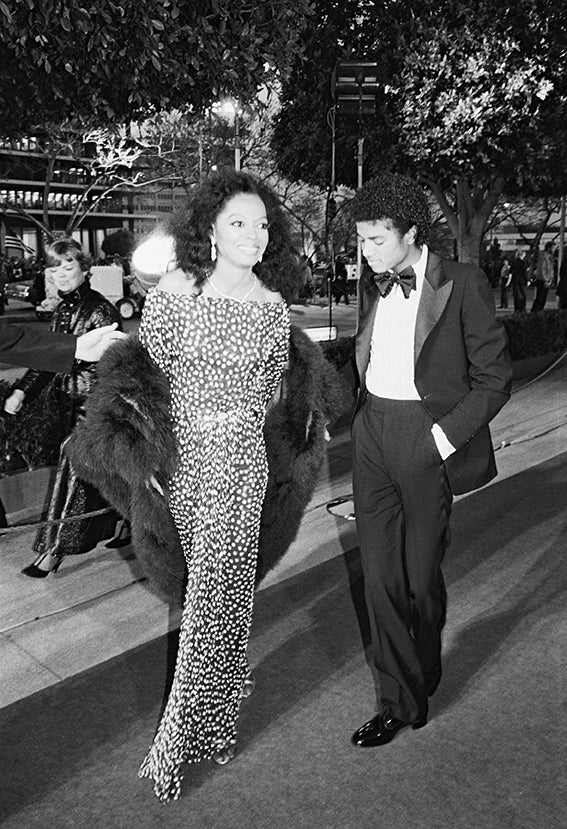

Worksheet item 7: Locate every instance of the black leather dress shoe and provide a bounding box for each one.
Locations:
[351,708,427,747]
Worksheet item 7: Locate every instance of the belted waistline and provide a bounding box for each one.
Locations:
[179,406,263,424]
[365,391,423,412]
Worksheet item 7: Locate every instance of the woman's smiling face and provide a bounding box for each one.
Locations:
[212,192,269,270]
[46,254,87,293]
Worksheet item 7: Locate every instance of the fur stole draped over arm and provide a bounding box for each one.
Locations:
[67,337,184,604]
[67,326,351,606]
[258,325,350,583]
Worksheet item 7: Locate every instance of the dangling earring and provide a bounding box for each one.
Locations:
[257,252,263,263]
[210,239,217,262]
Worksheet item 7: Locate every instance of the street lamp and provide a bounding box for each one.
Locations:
[331,60,380,283]
[324,60,379,523]
[331,60,379,188]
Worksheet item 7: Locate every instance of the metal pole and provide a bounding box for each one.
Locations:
[198,124,204,182]
[328,107,336,334]
[357,136,364,283]
[234,110,241,171]
[559,195,566,277]
[356,79,364,285]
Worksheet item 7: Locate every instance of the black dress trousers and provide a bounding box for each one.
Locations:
[352,393,453,723]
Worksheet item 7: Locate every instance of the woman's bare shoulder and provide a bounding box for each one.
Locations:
[156,268,196,295]
[258,282,284,304]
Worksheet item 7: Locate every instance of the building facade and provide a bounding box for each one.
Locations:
[0,135,186,259]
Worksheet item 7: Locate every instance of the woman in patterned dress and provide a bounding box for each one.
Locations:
[134,171,303,800]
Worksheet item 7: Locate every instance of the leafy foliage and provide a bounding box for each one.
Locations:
[139,104,333,260]
[502,309,567,360]
[271,0,567,262]
[101,228,134,258]
[0,0,313,135]
[138,108,249,193]
[391,1,567,193]
[274,0,567,192]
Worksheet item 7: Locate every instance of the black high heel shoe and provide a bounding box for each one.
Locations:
[22,551,63,578]
[212,744,236,765]
[104,520,132,549]
[242,667,255,698]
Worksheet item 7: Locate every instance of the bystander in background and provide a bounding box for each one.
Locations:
[557,255,567,309]
[331,257,350,305]
[3,237,121,577]
[499,256,512,309]
[531,241,555,312]
[511,248,528,312]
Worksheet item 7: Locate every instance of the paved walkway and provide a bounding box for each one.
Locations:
[1,341,565,709]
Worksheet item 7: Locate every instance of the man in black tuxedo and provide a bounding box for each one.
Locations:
[350,174,512,747]
[0,323,123,371]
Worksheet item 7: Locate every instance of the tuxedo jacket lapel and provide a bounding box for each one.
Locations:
[355,276,379,384]
[414,252,453,366]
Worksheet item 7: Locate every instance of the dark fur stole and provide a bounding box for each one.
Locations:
[67,325,350,606]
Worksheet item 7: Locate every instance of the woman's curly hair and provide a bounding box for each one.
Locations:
[46,236,92,273]
[165,169,303,303]
[349,173,431,246]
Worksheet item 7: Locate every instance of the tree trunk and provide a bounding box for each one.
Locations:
[426,175,505,266]
[458,232,484,265]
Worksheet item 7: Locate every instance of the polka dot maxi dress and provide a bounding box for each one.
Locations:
[137,288,290,801]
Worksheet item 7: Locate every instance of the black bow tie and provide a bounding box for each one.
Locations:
[373,266,416,299]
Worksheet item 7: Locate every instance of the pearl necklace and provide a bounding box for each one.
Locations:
[208,273,256,303]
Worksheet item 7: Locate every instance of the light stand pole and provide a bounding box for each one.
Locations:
[332,60,379,288]
[326,105,337,335]
[326,60,379,522]
[234,107,241,171]
[559,195,566,281]
[356,75,365,283]
[215,99,242,171]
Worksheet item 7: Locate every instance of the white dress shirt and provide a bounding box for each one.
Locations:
[366,245,455,459]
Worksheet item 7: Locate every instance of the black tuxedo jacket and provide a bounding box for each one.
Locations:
[355,251,512,496]
[0,324,75,372]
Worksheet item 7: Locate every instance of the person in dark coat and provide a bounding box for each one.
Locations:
[499,256,511,308]
[556,255,567,309]
[331,257,350,305]
[4,237,121,577]
[531,241,554,312]
[510,248,528,312]
[0,322,122,370]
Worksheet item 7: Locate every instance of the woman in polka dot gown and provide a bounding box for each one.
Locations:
[136,171,303,801]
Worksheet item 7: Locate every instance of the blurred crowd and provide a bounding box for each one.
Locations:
[482,238,567,312]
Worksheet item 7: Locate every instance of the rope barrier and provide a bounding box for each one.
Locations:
[511,348,567,394]
[2,349,566,533]
[0,506,114,536]
[0,576,148,636]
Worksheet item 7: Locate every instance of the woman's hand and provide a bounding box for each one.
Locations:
[75,324,126,362]
[4,389,25,415]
